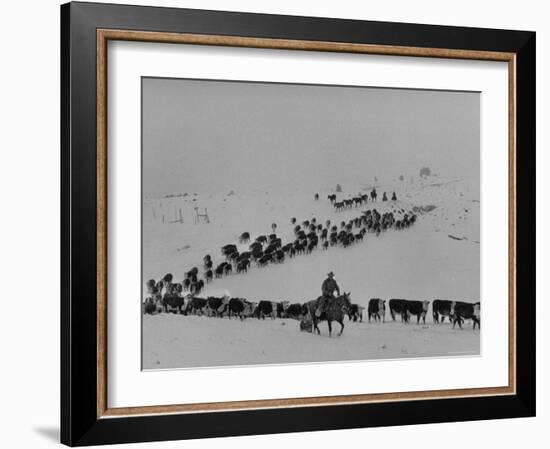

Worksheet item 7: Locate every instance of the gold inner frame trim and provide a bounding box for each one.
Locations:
[96,28,517,419]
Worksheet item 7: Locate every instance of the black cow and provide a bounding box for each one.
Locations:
[185,297,207,315]
[255,300,276,319]
[204,270,213,283]
[285,303,306,320]
[450,301,480,329]
[221,244,237,255]
[276,301,289,318]
[402,300,430,324]
[257,254,272,267]
[432,299,453,323]
[162,289,184,313]
[255,235,267,245]
[348,303,365,322]
[249,242,263,252]
[206,296,228,317]
[389,299,407,321]
[227,297,251,320]
[237,251,251,262]
[236,259,250,273]
[182,278,191,290]
[215,263,226,278]
[368,298,386,322]
[190,279,204,295]
[239,232,250,243]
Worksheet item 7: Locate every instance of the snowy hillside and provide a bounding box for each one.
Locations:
[142,176,480,369]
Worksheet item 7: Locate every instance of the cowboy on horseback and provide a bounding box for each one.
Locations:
[316,272,340,317]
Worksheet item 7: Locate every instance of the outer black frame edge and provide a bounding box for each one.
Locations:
[60,2,71,446]
[60,1,536,446]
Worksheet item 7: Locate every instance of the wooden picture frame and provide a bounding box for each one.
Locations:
[61,1,535,446]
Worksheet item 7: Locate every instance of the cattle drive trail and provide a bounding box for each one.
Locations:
[142,176,480,369]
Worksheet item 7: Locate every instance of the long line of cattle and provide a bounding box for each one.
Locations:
[144,286,480,330]
[174,206,417,296]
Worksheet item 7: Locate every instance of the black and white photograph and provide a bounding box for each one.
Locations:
[141,77,481,370]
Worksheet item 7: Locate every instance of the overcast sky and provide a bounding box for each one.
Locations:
[142,78,479,197]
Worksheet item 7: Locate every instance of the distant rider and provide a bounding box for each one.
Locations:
[316,272,341,317]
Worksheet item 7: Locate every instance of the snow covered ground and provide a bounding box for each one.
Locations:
[142,176,480,370]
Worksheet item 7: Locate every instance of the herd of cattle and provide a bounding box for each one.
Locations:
[328,188,397,211]
[173,202,417,296]
[143,280,480,330]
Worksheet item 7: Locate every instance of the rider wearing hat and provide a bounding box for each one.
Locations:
[316,272,341,317]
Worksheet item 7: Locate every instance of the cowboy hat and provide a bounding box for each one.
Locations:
[327,271,335,277]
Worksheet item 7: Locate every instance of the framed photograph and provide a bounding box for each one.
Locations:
[61,1,535,446]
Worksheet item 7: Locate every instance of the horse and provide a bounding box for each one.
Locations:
[370,188,377,202]
[305,292,352,337]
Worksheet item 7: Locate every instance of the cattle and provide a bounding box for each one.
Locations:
[327,194,337,203]
[204,270,213,283]
[237,251,251,262]
[185,267,198,279]
[271,238,282,248]
[249,242,263,252]
[182,278,191,290]
[291,217,297,224]
[389,299,407,321]
[161,284,189,313]
[282,243,293,253]
[275,250,285,263]
[402,300,430,324]
[257,254,272,267]
[190,279,204,295]
[251,249,263,260]
[203,259,213,270]
[185,297,208,315]
[226,297,255,320]
[348,303,365,322]
[264,243,277,254]
[254,300,277,319]
[450,301,480,329]
[226,297,244,318]
[143,297,160,315]
[239,232,250,243]
[314,193,319,200]
[255,235,267,245]
[221,244,237,255]
[227,251,240,263]
[236,259,250,273]
[432,299,453,323]
[223,264,232,276]
[368,298,386,322]
[205,296,229,317]
[285,303,306,320]
[215,263,226,278]
[243,300,257,318]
